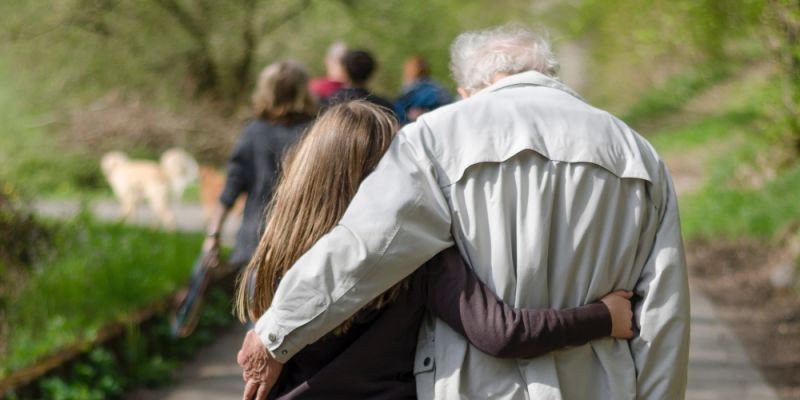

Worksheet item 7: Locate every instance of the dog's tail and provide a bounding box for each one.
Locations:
[160,148,199,198]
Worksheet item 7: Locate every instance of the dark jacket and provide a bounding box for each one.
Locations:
[269,247,611,399]
[322,87,395,116]
[220,118,311,264]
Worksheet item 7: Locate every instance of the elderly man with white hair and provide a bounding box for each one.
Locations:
[237,25,690,399]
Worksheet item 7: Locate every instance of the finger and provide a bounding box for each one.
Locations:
[243,371,248,383]
[613,290,634,299]
[237,350,245,366]
[623,329,634,339]
[243,380,258,400]
[256,383,270,400]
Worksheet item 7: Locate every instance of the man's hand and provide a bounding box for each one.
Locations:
[237,329,283,400]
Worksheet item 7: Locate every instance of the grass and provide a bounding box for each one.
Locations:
[0,212,202,377]
[647,109,757,154]
[645,70,800,241]
[680,161,800,240]
[622,66,731,130]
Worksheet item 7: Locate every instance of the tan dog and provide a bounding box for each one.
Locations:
[101,148,198,230]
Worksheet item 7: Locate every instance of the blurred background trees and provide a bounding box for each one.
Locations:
[4,1,800,395]
[565,0,800,157]
[0,0,525,107]
[0,0,799,191]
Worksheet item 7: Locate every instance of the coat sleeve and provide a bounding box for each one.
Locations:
[254,123,454,362]
[424,248,611,359]
[631,164,691,399]
[219,125,254,208]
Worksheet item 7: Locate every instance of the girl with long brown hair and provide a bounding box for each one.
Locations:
[236,101,634,399]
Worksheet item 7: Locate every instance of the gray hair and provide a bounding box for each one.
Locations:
[449,25,559,93]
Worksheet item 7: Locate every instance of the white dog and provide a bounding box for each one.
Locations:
[101,148,198,230]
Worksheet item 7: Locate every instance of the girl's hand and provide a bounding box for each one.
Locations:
[600,290,634,339]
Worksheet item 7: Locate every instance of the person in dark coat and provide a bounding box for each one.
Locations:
[203,60,316,267]
[324,49,395,114]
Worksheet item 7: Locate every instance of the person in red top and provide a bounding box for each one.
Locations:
[308,41,348,102]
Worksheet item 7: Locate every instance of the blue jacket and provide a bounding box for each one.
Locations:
[394,79,452,124]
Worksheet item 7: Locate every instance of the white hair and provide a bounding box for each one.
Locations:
[449,25,559,93]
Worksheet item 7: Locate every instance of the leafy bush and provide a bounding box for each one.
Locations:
[0,183,52,358]
[0,183,50,271]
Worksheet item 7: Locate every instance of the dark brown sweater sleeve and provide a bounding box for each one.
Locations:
[423,247,612,359]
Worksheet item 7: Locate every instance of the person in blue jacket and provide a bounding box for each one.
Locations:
[393,55,453,125]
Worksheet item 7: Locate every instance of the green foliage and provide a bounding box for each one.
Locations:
[3,287,236,399]
[623,66,731,130]
[0,0,531,108]
[0,60,108,198]
[646,72,800,241]
[0,183,50,270]
[38,348,125,400]
[761,0,800,153]
[681,162,800,240]
[0,212,202,377]
[648,110,759,154]
[0,0,537,196]
[555,0,764,112]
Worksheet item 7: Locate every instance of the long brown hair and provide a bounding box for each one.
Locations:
[235,101,402,333]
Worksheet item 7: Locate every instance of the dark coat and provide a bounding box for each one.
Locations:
[220,118,310,264]
[322,87,396,116]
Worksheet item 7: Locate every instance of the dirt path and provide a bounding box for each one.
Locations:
[33,199,241,246]
[664,153,781,399]
[127,324,247,400]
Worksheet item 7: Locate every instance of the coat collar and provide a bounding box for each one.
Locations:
[478,70,584,101]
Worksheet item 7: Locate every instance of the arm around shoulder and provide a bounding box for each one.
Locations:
[255,126,454,362]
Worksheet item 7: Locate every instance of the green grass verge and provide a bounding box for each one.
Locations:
[1,213,203,377]
[647,109,757,154]
[647,73,800,241]
[623,66,731,130]
[678,137,800,240]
